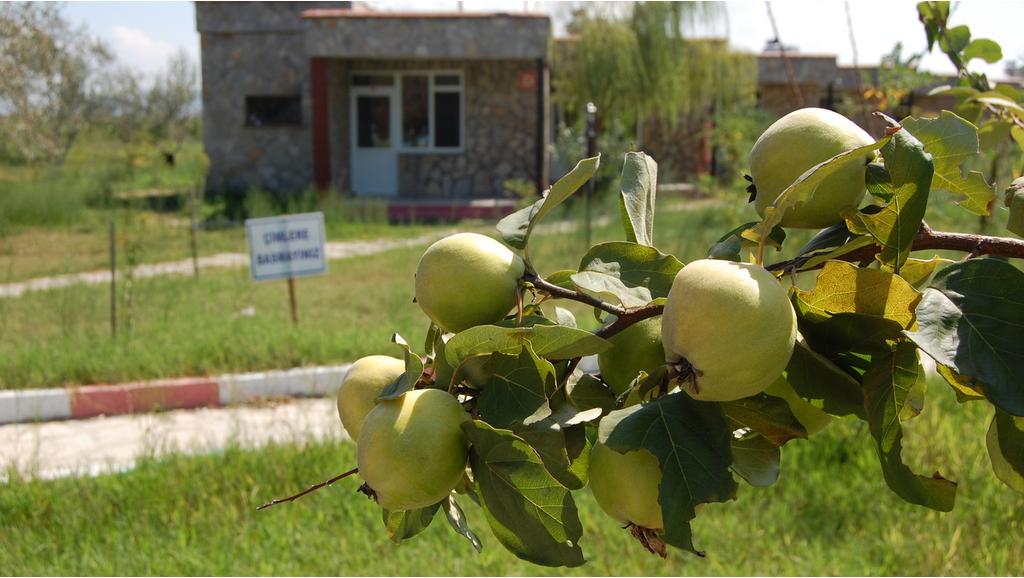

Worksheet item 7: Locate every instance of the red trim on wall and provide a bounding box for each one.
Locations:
[311,58,331,191]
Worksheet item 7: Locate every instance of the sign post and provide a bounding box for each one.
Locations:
[245,212,327,325]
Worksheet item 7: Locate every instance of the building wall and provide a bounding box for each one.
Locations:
[326,58,545,198]
[199,31,313,193]
[196,2,349,193]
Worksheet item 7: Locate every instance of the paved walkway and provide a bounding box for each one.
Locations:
[0,233,451,299]
[0,397,344,480]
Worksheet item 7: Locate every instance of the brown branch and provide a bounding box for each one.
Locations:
[594,304,664,340]
[767,223,1024,273]
[524,273,626,317]
[256,467,359,510]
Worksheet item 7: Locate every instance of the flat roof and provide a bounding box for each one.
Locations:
[303,9,548,20]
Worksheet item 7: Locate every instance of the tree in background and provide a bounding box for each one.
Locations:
[0,2,111,165]
[147,50,199,167]
[552,2,757,184]
[94,49,199,170]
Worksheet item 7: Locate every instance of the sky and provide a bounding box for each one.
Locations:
[62,1,1024,80]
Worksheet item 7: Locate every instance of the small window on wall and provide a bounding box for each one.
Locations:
[245,96,301,127]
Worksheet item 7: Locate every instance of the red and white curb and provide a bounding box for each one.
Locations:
[0,365,351,425]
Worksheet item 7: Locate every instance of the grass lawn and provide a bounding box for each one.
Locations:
[1,382,1021,575]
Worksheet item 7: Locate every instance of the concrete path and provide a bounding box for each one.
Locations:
[0,397,345,481]
[0,232,451,299]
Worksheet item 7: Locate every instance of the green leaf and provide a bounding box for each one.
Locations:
[566,373,617,414]
[730,434,781,488]
[795,236,876,273]
[541,269,576,290]
[862,341,957,511]
[795,221,858,256]
[938,24,971,55]
[753,135,890,244]
[796,311,905,377]
[1004,177,1024,237]
[845,126,934,272]
[478,342,557,429]
[569,270,653,308]
[709,222,785,262]
[721,393,807,446]
[517,419,591,490]
[901,111,993,216]
[987,409,1024,494]
[926,85,980,98]
[794,260,922,328]
[379,333,425,400]
[898,256,953,290]
[969,91,1024,115]
[496,156,600,259]
[619,152,658,246]
[784,338,865,419]
[1012,126,1024,153]
[599,393,737,554]
[553,306,577,328]
[444,325,611,368]
[906,258,1024,416]
[496,198,542,251]
[464,421,585,567]
[577,242,684,299]
[916,2,949,51]
[977,119,1012,151]
[382,501,442,542]
[444,496,484,552]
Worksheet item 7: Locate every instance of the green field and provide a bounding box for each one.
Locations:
[1,381,1021,575]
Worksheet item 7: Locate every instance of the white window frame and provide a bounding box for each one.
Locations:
[350,70,465,154]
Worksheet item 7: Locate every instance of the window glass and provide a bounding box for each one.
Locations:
[245,96,301,127]
[434,92,460,148]
[356,95,390,148]
[402,76,429,148]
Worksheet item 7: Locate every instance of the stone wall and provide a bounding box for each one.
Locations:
[199,31,312,193]
[196,2,349,193]
[305,14,550,60]
[326,58,546,198]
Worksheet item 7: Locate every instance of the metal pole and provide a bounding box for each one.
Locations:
[584,102,597,249]
[109,220,117,338]
[287,277,298,325]
[189,186,200,278]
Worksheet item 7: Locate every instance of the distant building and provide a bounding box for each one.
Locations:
[756,52,961,135]
[195,2,549,216]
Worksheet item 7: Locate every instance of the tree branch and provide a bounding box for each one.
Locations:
[767,224,1024,272]
[523,273,626,317]
[256,467,359,511]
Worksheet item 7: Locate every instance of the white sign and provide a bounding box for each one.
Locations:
[245,212,327,282]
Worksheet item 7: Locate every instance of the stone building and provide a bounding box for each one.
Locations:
[756,52,960,136]
[195,2,550,217]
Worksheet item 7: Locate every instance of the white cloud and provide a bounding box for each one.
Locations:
[110,25,195,74]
